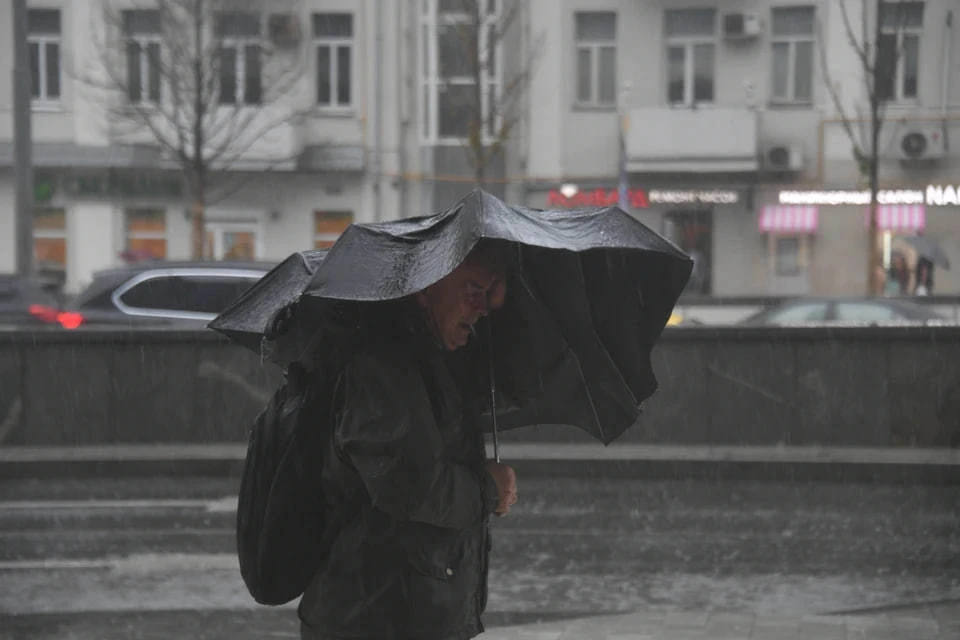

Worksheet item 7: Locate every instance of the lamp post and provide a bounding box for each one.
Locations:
[13,0,34,276]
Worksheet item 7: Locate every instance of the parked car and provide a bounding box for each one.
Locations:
[65,261,275,328]
[0,274,67,328]
[739,297,948,326]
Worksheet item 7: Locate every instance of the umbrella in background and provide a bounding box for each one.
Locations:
[899,235,950,270]
[211,189,692,446]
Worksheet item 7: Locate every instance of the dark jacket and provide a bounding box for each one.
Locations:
[298,310,501,640]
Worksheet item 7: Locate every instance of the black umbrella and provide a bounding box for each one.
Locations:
[210,189,692,446]
[899,235,950,270]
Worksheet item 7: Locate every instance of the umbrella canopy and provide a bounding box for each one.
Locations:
[210,249,329,362]
[899,235,950,270]
[211,189,692,444]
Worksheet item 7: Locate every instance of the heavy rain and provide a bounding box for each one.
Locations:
[1,1,958,639]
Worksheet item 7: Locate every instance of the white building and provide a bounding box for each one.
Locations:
[1,0,959,297]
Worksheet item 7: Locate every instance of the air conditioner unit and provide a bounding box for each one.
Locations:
[895,127,946,161]
[765,144,804,171]
[268,13,301,48]
[723,13,761,39]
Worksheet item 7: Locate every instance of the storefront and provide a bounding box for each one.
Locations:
[0,167,366,294]
[761,183,960,296]
[534,183,750,296]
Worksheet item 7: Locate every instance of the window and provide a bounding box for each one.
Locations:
[663,210,712,295]
[125,209,167,259]
[124,10,162,104]
[119,276,191,311]
[420,0,501,142]
[205,224,259,260]
[313,13,353,108]
[28,9,61,103]
[775,237,801,275]
[574,12,617,106]
[314,211,353,249]
[33,208,67,277]
[119,274,258,314]
[216,12,263,105]
[664,9,715,106]
[876,2,924,101]
[771,7,815,104]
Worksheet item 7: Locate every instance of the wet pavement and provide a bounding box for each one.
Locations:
[0,476,958,638]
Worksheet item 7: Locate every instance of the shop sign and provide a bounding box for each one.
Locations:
[61,171,183,199]
[547,188,650,208]
[778,189,925,206]
[34,180,56,203]
[926,184,960,206]
[648,190,739,204]
[547,187,740,208]
[779,184,959,206]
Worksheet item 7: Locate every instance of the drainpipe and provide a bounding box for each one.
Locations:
[517,0,530,206]
[373,0,384,221]
[396,0,409,218]
[943,9,954,150]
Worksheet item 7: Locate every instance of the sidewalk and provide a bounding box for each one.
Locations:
[3,601,957,639]
[2,442,958,483]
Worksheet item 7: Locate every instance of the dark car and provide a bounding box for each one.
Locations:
[65,261,274,328]
[0,274,66,328]
[739,297,948,326]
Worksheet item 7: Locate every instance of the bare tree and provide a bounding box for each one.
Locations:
[817,0,917,295]
[80,0,309,259]
[440,0,541,187]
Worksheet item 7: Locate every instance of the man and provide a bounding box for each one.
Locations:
[299,241,519,640]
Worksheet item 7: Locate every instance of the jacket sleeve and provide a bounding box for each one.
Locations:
[335,348,497,529]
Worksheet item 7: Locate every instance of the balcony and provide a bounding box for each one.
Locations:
[625,106,759,173]
[107,105,306,171]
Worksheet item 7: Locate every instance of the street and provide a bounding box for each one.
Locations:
[0,474,957,638]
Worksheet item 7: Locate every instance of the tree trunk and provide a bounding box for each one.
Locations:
[191,194,206,260]
[867,189,881,295]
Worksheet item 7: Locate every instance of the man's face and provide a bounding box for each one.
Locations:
[415,256,506,351]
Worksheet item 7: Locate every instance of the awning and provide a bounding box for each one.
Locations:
[759,205,819,233]
[868,204,926,231]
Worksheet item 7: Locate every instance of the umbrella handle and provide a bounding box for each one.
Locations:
[486,321,500,463]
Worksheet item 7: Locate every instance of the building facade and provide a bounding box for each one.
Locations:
[0,0,958,297]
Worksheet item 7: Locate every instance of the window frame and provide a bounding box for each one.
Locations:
[313,210,353,249]
[419,0,502,145]
[877,2,924,102]
[313,13,354,110]
[664,9,717,107]
[573,11,617,108]
[124,208,168,259]
[123,10,163,105]
[111,268,266,320]
[774,236,802,276]
[769,6,815,105]
[27,9,62,106]
[33,207,67,277]
[217,13,264,106]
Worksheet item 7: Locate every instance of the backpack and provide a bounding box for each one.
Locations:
[235,361,345,606]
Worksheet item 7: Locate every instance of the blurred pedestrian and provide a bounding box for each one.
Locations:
[298,241,517,640]
[915,257,934,296]
[885,252,910,297]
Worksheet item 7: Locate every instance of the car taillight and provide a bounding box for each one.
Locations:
[28,304,60,323]
[57,311,85,330]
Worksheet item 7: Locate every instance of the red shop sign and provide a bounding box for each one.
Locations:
[547,188,650,209]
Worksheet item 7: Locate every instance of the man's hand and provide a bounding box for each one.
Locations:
[485,460,517,515]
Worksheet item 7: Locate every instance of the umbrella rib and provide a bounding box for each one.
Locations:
[515,266,606,442]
